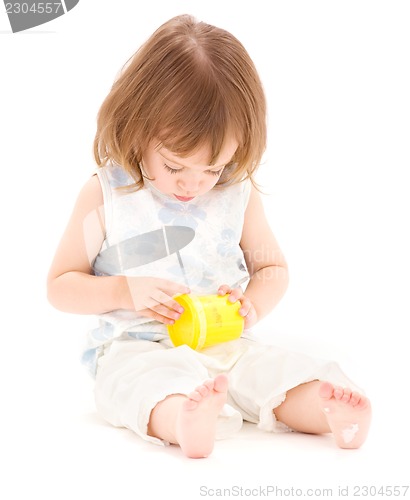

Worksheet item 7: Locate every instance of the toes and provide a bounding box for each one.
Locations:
[195,384,210,397]
[187,390,202,402]
[341,388,352,403]
[333,386,345,400]
[319,381,334,400]
[355,395,370,411]
[334,386,357,403]
[186,376,228,406]
[213,374,229,393]
[203,379,215,392]
[190,378,217,400]
[350,391,362,406]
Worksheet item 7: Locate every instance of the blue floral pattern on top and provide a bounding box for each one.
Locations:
[158,201,206,229]
[217,228,240,258]
[108,165,132,188]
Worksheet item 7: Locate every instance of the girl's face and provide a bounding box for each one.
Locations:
[141,138,238,202]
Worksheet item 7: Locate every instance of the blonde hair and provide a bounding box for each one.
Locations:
[94,14,267,190]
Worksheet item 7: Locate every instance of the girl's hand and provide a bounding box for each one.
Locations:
[121,276,190,325]
[217,284,258,329]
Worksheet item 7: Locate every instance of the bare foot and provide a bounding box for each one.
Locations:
[319,381,371,449]
[175,374,228,458]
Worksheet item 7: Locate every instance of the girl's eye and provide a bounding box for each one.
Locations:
[164,164,223,176]
[164,164,181,175]
[208,168,223,177]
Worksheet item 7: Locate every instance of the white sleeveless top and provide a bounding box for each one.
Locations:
[82,163,251,375]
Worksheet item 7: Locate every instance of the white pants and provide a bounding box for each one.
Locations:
[94,336,360,446]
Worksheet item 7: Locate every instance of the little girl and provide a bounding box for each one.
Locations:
[47,14,371,458]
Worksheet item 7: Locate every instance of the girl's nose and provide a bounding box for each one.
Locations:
[178,172,201,193]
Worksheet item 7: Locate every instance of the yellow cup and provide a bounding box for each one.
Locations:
[167,294,244,350]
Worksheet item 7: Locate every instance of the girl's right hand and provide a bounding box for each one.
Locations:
[120,276,190,325]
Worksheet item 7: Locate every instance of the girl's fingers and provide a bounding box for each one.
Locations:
[217,284,231,295]
[137,308,176,325]
[228,287,244,303]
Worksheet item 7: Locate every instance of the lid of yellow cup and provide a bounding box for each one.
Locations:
[167,294,207,349]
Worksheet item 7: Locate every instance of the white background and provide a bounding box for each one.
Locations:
[1,1,409,499]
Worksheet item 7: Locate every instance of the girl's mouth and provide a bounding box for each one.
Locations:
[175,195,195,202]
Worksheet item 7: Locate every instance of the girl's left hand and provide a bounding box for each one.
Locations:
[217,284,258,329]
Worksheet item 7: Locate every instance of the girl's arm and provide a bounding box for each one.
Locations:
[237,185,289,325]
[47,175,188,321]
[47,175,127,314]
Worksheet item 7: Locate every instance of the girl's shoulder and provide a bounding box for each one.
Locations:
[96,163,135,190]
[222,178,252,208]
[74,173,104,215]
